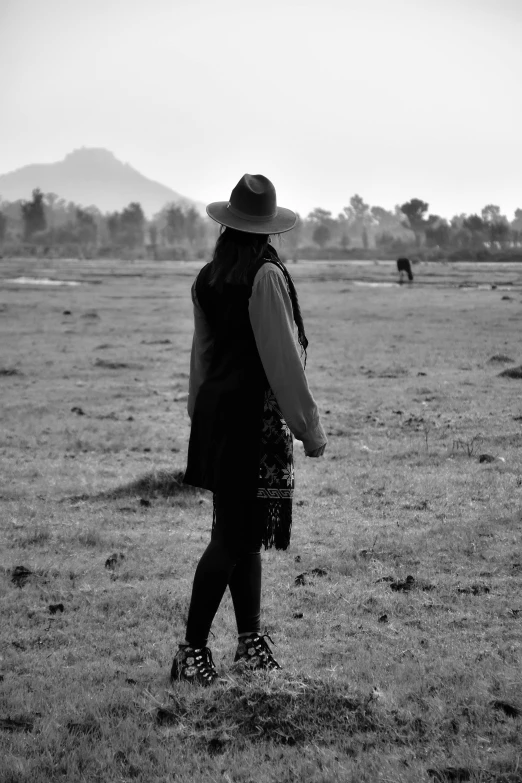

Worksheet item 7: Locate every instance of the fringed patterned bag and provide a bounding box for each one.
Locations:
[256,388,294,549]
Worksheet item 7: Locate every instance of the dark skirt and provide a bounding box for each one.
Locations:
[189,387,294,551]
[212,493,293,552]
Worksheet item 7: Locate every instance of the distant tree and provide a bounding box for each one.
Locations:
[53,222,78,245]
[307,208,334,249]
[462,211,507,248]
[106,203,145,249]
[489,220,510,246]
[343,194,372,245]
[75,207,97,247]
[480,204,502,224]
[462,214,484,233]
[308,207,331,222]
[479,204,510,246]
[149,223,158,247]
[450,213,467,230]
[120,202,145,248]
[285,212,303,260]
[400,198,428,248]
[511,209,522,243]
[370,206,400,232]
[21,188,46,240]
[307,208,334,227]
[151,202,214,258]
[184,207,202,246]
[344,194,370,223]
[45,192,59,246]
[425,215,451,248]
[340,230,350,250]
[44,192,59,211]
[462,214,486,249]
[107,212,120,245]
[148,222,158,259]
[312,223,331,249]
[452,227,473,250]
[166,205,185,241]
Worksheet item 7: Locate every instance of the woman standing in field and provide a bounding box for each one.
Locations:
[171,174,327,685]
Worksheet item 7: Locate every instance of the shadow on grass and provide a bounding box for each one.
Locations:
[498,365,522,379]
[158,673,382,752]
[64,469,202,504]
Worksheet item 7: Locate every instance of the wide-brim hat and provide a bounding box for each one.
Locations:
[206,174,297,234]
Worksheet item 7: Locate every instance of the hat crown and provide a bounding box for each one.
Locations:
[227,174,277,222]
[206,173,296,234]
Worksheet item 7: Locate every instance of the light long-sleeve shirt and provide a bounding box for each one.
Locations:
[188,263,327,454]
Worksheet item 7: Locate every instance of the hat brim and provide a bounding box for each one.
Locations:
[206,201,297,234]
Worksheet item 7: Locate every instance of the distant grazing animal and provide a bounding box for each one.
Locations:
[396,257,413,282]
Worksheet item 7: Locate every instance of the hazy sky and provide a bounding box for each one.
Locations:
[1,0,521,219]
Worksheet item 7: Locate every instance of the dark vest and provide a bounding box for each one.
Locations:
[183,256,274,495]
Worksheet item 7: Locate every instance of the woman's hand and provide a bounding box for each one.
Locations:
[305,444,326,458]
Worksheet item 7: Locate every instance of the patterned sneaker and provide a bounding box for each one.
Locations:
[233,631,281,671]
[170,645,218,686]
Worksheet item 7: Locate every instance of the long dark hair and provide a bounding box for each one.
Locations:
[208,227,308,364]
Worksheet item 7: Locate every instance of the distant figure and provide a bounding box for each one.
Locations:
[397,257,413,283]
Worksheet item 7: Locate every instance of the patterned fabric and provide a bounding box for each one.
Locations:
[256,388,294,549]
[257,388,294,499]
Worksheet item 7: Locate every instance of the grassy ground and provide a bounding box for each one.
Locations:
[1,257,521,783]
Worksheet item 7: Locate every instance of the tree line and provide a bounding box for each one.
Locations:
[0,189,218,260]
[288,196,522,260]
[0,188,521,261]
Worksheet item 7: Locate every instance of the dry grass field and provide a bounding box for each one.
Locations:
[1,256,522,783]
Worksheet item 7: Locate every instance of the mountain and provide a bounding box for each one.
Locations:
[0,148,205,217]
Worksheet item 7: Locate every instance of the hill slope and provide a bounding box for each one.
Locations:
[0,148,204,216]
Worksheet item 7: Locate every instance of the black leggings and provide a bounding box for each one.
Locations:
[184,494,264,648]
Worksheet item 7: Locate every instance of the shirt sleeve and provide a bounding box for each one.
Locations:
[187,280,214,421]
[248,264,327,454]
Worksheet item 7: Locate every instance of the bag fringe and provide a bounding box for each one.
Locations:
[261,499,293,551]
[211,496,292,551]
